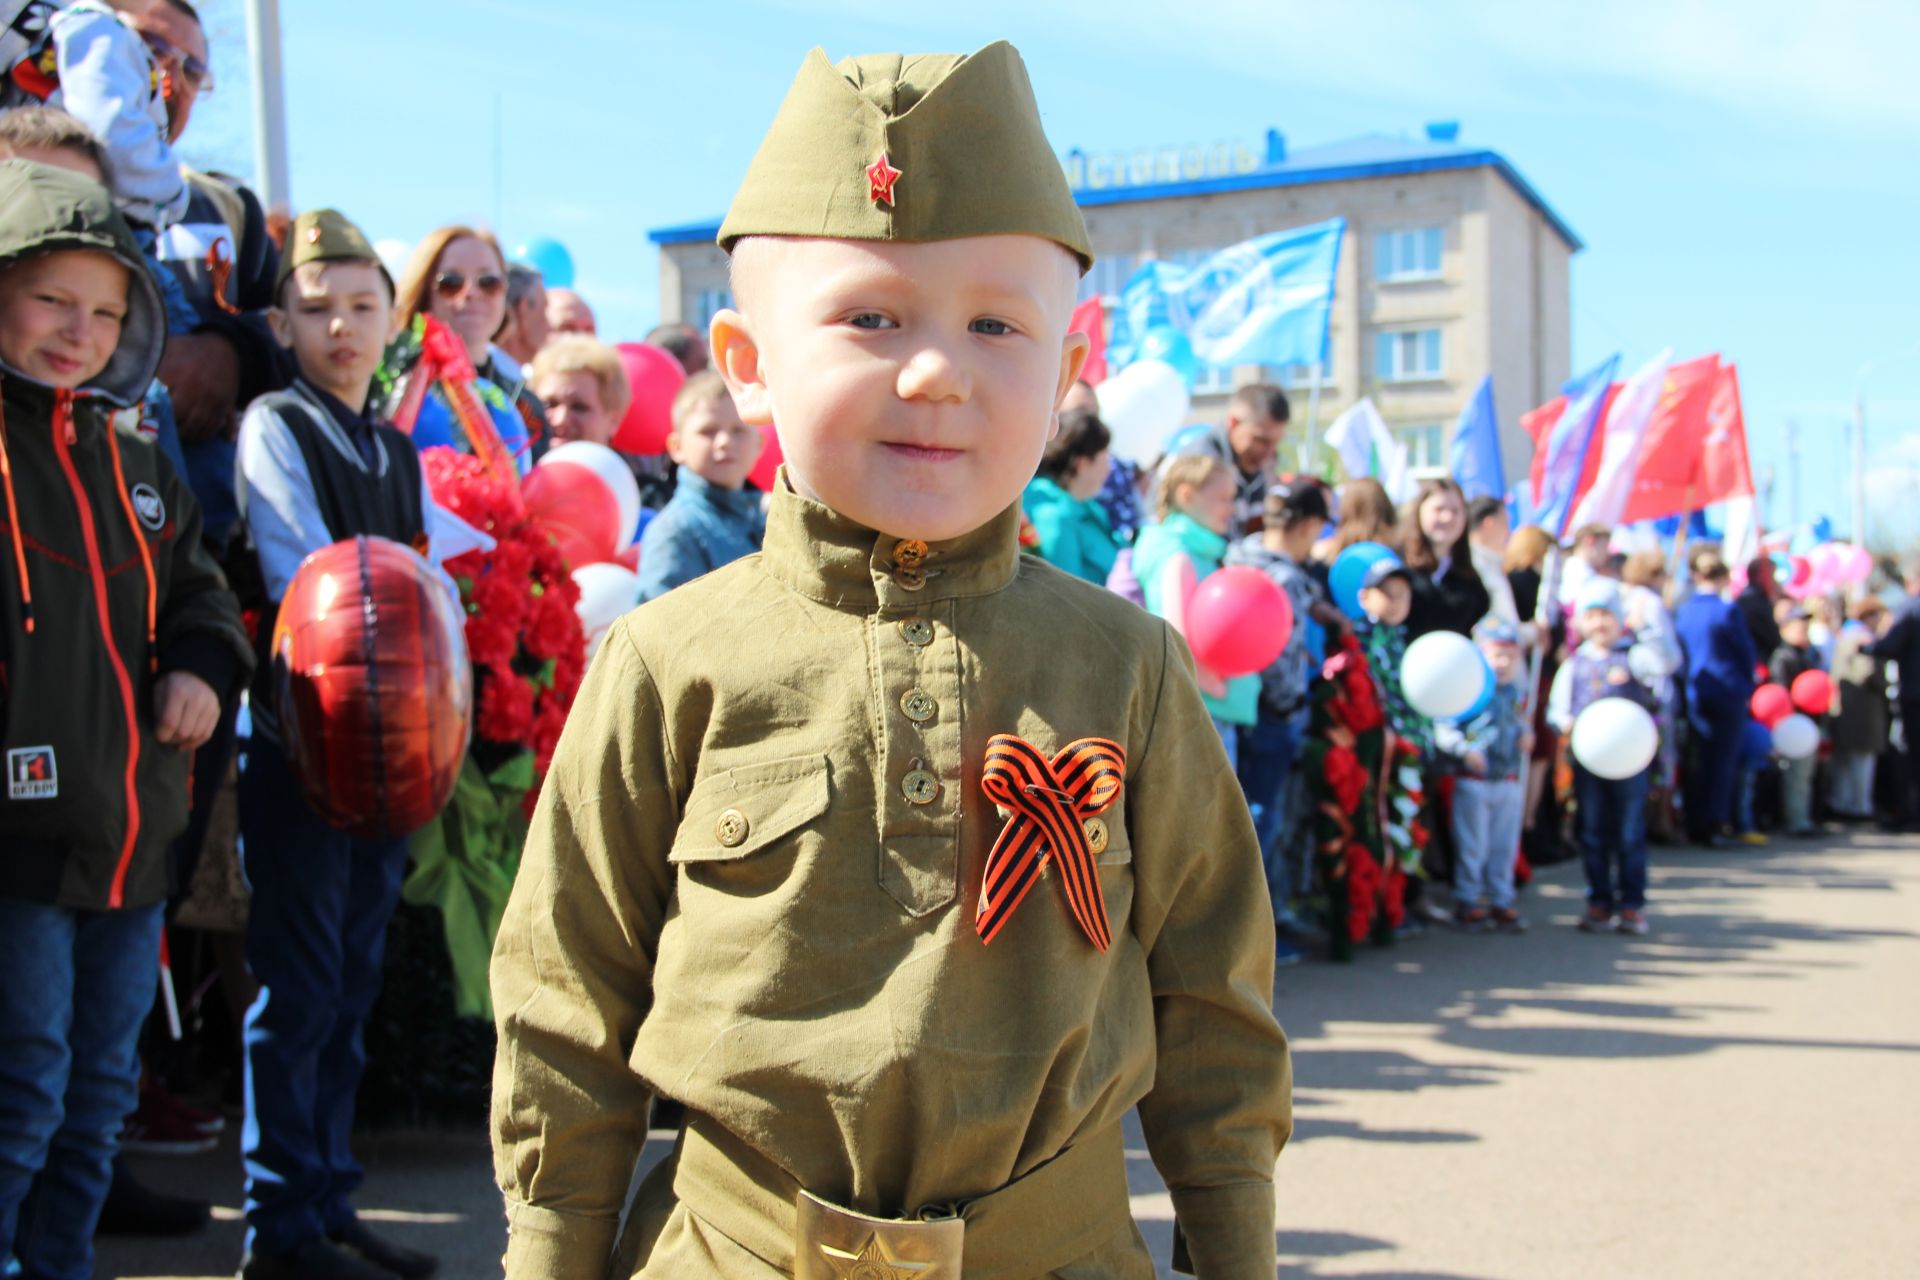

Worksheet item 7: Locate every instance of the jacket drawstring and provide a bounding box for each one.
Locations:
[0,393,31,633]
[99,401,159,672]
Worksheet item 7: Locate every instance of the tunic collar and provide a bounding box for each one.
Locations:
[759,468,1023,611]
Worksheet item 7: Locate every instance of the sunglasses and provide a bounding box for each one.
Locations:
[140,31,212,93]
[433,271,506,299]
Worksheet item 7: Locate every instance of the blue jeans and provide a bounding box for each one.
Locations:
[0,898,162,1280]
[1451,776,1525,910]
[1686,706,1746,837]
[240,735,410,1255]
[1575,766,1651,910]
[1211,716,1240,771]
[1237,711,1302,922]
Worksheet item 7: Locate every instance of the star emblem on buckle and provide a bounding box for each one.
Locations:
[820,1232,933,1278]
[866,153,903,206]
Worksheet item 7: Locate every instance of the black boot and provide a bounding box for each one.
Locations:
[329,1217,439,1279]
[95,1154,211,1236]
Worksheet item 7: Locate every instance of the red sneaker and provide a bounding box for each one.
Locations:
[145,1081,225,1136]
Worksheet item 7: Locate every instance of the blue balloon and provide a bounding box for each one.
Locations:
[1136,326,1199,388]
[1451,651,1495,724]
[1811,515,1834,543]
[513,236,575,289]
[1739,718,1774,765]
[1163,423,1214,456]
[1329,541,1398,621]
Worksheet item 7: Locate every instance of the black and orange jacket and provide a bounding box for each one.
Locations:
[0,160,251,911]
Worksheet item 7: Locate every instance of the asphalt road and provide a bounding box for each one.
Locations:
[98,827,1920,1279]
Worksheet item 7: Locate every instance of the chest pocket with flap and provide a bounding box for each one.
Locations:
[669,752,832,866]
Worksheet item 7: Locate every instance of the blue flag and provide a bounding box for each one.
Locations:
[1448,375,1504,501]
[1111,218,1344,369]
[1535,354,1620,538]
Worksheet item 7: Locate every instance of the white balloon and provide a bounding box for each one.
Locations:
[571,562,640,660]
[1400,631,1485,720]
[1096,360,1191,462]
[1570,699,1659,781]
[373,238,412,279]
[539,440,643,548]
[1771,713,1819,760]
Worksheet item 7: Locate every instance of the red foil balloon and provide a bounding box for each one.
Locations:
[272,536,472,839]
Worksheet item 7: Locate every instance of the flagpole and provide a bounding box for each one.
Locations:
[1667,486,1695,584]
[1302,360,1325,476]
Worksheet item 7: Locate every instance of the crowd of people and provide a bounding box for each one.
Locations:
[1019,380,1919,956]
[0,7,1914,1280]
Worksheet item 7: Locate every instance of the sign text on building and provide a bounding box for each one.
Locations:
[1062,143,1265,193]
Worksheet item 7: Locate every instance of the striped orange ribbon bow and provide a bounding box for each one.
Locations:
[977,735,1126,952]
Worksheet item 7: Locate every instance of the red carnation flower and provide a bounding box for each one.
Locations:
[477,670,537,743]
[523,588,582,662]
[464,614,516,668]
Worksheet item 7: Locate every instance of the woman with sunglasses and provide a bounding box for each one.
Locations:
[383,225,534,474]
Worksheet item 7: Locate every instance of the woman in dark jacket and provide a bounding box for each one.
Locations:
[1398,477,1491,639]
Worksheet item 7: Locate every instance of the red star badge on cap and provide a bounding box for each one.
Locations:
[867,153,902,206]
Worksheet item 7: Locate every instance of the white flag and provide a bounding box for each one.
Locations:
[1327,397,1416,504]
[1571,348,1671,530]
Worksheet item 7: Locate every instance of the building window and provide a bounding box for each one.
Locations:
[1399,423,1446,469]
[1278,359,1332,390]
[1374,328,1443,382]
[694,288,733,327]
[1374,227,1443,282]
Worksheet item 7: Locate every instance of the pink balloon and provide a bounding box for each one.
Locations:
[1834,543,1873,586]
[748,424,783,492]
[612,343,686,455]
[1185,566,1294,678]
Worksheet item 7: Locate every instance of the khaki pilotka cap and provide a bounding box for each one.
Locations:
[717,40,1094,274]
[275,208,391,294]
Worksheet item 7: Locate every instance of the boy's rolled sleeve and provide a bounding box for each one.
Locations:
[51,7,189,229]
[1127,623,1289,1276]
[491,620,680,1278]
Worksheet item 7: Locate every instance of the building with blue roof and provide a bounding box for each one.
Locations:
[647,123,1578,482]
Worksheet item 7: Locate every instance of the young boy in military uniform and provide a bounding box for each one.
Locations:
[491,42,1290,1280]
[234,210,447,1280]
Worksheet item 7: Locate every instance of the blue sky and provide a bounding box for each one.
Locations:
[180,0,1920,544]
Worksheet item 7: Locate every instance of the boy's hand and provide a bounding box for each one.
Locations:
[157,334,242,442]
[153,672,220,751]
[1607,668,1631,687]
[1465,750,1488,777]
[1520,730,1536,757]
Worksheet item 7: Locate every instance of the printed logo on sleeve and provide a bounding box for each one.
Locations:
[130,483,166,531]
[8,746,56,799]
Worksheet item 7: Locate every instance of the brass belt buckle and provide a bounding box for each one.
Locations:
[794,1189,964,1278]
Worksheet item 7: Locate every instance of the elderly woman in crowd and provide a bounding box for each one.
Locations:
[1830,597,1890,821]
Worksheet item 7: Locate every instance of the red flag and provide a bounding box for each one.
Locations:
[1069,297,1107,386]
[1523,386,1617,517]
[1617,354,1720,523]
[1694,362,1754,506]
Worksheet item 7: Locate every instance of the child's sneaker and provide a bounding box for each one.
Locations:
[1455,906,1492,934]
[1577,905,1614,933]
[1738,831,1770,846]
[1490,906,1528,934]
[1616,908,1651,935]
[1274,937,1306,968]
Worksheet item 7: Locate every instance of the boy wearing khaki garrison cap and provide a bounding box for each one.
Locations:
[490,41,1291,1279]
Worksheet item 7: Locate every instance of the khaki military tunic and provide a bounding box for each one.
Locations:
[490,487,1291,1278]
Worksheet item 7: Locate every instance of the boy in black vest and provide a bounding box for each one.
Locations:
[233,209,443,1280]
